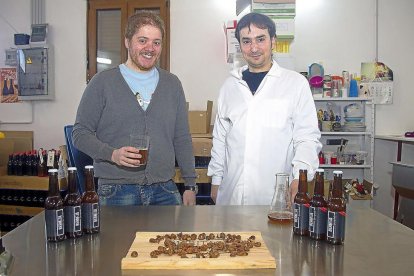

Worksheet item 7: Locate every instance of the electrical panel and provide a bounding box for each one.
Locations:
[16,46,54,100]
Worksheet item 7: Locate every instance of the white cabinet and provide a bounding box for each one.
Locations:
[314,97,375,183]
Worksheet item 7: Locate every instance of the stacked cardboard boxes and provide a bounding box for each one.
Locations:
[175,101,214,204]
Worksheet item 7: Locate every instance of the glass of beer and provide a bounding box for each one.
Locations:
[268,173,293,223]
[129,134,150,165]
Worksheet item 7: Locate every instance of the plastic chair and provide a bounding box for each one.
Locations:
[64,125,94,193]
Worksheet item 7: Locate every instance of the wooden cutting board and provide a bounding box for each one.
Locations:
[121,231,276,270]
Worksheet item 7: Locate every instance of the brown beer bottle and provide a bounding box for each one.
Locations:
[309,169,328,240]
[327,170,346,245]
[293,169,310,236]
[81,165,100,234]
[44,169,65,242]
[64,167,83,238]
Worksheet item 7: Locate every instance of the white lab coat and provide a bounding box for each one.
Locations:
[208,61,322,205]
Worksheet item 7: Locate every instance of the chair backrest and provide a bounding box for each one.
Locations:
[64,125,94,194]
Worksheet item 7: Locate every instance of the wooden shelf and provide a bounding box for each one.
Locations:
[0,204,43,216]
[0,174,49,190]
[0,166,49,190]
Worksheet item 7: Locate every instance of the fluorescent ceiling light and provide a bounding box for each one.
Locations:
[97,57,112,64]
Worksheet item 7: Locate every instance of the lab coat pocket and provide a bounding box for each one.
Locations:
[257,99,290,128]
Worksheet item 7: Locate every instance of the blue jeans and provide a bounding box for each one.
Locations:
[97,180,182,206]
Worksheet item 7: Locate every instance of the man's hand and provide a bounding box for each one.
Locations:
[111,146,142,167]
[182,190,196,206]
[211,185,219,204]
[290,179,299,203]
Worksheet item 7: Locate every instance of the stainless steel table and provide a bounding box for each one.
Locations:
[1,205,414,275]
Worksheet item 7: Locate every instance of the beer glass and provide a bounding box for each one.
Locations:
[268,173,293,223]
[129,134,150,165]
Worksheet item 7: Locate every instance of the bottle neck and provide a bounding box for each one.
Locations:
[67,171,78,194]
[85,170,95,192]
[314,172,324,196]
[298,171,308,193]
[331,175,343,198]
[48,172,60,196]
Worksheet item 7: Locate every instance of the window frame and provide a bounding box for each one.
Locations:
[87,0,170,81]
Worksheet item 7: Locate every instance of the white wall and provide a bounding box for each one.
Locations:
[170,0,235,111]
[0,0,87,150]
[1,0,414,218]
[372,0,414,218]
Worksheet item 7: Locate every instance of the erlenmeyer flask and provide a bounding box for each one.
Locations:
[268,173,293,223]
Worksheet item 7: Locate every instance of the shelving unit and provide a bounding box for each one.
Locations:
[0,168,48,235]
[174,134,214,205]
[314,97,375,183]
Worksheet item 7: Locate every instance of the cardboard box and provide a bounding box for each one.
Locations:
[192,138,212,157]
[188,101,213,134]
[173,168,211,184]
[0,131,33,166]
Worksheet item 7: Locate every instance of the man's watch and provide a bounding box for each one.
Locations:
[185,185,198,194]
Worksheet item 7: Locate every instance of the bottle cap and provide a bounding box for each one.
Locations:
[48,169,58,173]
[316,168,325,173]
[85,165,93,169]
[68,167,77,171]
[333,170,343,175]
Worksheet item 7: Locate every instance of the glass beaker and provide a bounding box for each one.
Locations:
[268,173,293,223]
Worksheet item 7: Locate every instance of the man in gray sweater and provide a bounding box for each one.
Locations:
[73,11,197,206]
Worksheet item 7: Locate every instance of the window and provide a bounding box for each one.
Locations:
[87,0,170,81]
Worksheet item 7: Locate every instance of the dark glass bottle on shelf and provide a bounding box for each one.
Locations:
[327,170,346,245]
[81,165,100,234]
[25,151,32,176]
[16,153,23,176]
[309,169,328,240]
[293,169,310,236]
[64,167,83,238]
[38,149,48,177]
[44,169,65,242]
[31,150,38,176]
[53,150,60,169]
[7,154,13,175]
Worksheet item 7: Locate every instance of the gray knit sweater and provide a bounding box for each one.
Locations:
[72,67,196,186]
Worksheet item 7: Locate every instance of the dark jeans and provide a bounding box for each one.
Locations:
[97,180,182,206]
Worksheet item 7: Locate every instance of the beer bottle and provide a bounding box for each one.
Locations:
[25,151,32,176]
[16,154,23,176]
[31,150,38,176]
[7,154,13,175]
[44,169,65,242]
[309,169,328,240]
[327,170,346,245]
[38,149,47,177]
[81,165,100,234]
[64,167,83,238]
[293,169,310,236]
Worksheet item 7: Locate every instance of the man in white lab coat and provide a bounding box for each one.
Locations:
[208,13,322,205]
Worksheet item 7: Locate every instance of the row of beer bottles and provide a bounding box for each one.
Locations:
[0,189,47,207]
[45,166,100,242]
[7,149,61,177]
[293,169,346,245]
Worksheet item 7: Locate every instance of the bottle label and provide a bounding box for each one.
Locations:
[82,202,100,229]
[293,203,309,231]
[309,206,327,235]
[45,209,64,238]
[64,205,82,233]
[327,211,346,240]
